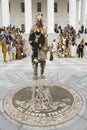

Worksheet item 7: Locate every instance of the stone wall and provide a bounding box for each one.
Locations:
[9,0,69,30]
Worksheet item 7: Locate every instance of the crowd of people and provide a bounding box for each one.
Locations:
[0,24,87,63]
[49,25,87,60]
[54,24,87,34]
[0,25,27,62]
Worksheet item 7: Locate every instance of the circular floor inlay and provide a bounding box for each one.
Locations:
[3,82,83,126]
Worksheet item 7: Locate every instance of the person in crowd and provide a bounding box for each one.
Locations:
[65,36,69,48]
[81,39,85,55]
[70,43,77,58]
[65,47,70,58]
[57,44,63,58]
[29,13,48,80]
[77,31,81,38]
[16,43,23,59]
[84,42,87,58]
[0,35,8,62]
[61,44,65,58]
[62,36,66,45]
[49,39,58,60]
[52,39,58,54]
[85,28,87,34]
[12,43,16,60]
[49,44,53,61]
[8,42,13,61]
[81,24,84,33]
[77,40,84,58]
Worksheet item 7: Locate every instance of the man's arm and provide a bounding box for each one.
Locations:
[29,28,35,46]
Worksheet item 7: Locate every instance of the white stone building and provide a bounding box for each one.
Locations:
[0,0,87,33]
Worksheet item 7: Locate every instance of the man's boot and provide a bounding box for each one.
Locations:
[34,75,38,80]
[33,63,38,80]
[41,66,45,79]
[41,61,45,79]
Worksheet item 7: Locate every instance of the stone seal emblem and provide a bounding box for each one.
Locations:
[3,82,83,126]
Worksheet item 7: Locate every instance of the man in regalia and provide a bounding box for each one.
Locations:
[29,13,48,80]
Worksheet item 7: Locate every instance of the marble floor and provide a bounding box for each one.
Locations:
[0,54,87,130]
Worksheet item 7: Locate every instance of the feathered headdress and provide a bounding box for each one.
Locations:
[36,13,43,21]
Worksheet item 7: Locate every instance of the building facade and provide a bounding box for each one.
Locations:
[0,0,87,33]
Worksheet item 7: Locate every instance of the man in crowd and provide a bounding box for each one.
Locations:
[77,39,84,58]
[29,13,48,80]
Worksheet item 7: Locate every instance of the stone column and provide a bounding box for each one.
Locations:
[69,0,76,29]
[0,0,2,26]
[47,0,54,33]
[1,0,10,27]
[76,0,80,31]
[81,0,86,27]
[24,0,32,33]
